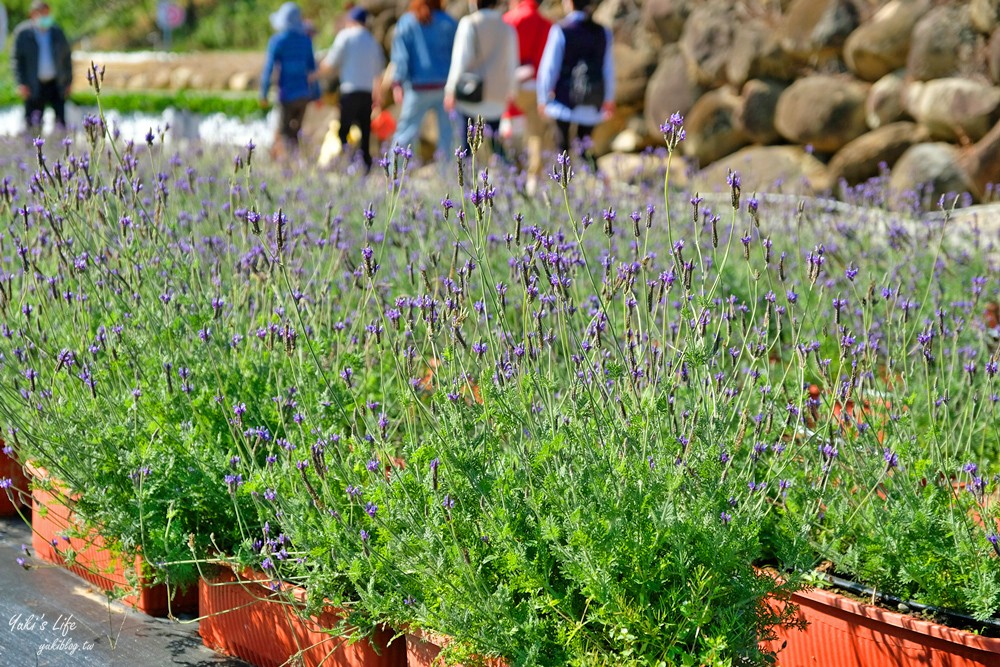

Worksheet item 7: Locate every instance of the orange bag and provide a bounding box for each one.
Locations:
[371,109,396,142]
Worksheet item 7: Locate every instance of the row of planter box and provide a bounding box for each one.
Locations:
[5,452,1000,667]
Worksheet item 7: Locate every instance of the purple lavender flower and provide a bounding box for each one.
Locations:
[659,113,686,148]
[224,473,243,492]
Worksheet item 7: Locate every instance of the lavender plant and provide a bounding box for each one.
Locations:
[1,67,1000,666]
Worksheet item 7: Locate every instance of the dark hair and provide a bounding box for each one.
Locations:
[409,0,442,24]
[569,0,597,13]
[476,0,500,9]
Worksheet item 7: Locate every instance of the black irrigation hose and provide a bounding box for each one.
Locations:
[822,573,1000,635]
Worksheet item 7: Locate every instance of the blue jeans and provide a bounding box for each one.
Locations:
[391,85,453,161]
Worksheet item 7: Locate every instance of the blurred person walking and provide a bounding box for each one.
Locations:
[316,6,385,173]
[260,2,320,160]
[537,0,614,170]
[445,0,518,164]
[1,3,8,53]
[389,0,457,164]
[503,0,551,190]
[11,1,73,132]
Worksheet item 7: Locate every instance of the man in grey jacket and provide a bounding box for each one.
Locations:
[11,1,73,131]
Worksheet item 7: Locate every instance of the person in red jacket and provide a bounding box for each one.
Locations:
[503,0,551,192]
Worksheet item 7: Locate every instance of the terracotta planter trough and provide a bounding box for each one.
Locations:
[29,465,197,617]
[404,629,506,667]
[199,564,404,667]
[0,440,30,517]
[767,584,1000,667]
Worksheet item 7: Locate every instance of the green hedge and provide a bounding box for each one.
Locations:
[0,84,263,119]
[72,89,264,118]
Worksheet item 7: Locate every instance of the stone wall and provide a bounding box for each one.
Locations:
[614,0,1000,203]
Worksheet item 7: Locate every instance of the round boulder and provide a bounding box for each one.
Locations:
[595,0,647,44]
[644,45,703,139]
[169,66,194,91]
[228,72,256,92]
[611,114,656,153]
[682,87,749,167]
[904,78,1000,142]
[866,71,907,129]
[614,43,658,109]
[726,19,799,87]
[680,2,738,88]
[844,0,933,82]
[592,104,635,156]
[828,122,930,186]
[780,0,860,63]
[693,145,830,196]
[151,69,172,90]
[889,142,977,206]
[906,5,980,82]
[959,118,1000,198]
[738,79,785,144]
[641,0,695,45]
[774,75,869,152]
[970,0,1000,35]
[990,28,1000,84]
[127,73,150,91]
[597,152,689,189]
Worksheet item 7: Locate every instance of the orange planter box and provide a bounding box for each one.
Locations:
[199,565,404,667]
[404,629,506,667]
[766,585,1000,667]
[0,441,30,516]
[30,467,197,617]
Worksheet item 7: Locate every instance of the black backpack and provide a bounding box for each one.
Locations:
[554,16,607,109]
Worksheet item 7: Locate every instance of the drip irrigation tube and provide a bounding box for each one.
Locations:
[822,572,1000,635]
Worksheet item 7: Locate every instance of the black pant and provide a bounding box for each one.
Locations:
[339,91,373,172]
[555,119,596,171]
[25,80,66,131]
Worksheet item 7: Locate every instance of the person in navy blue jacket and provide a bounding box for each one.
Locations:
[537,0,614,170]
[260,2,320,160]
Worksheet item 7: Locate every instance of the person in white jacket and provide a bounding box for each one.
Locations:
[444,0,518,164]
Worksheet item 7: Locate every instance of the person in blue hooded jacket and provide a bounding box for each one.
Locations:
[260,2,320,160]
